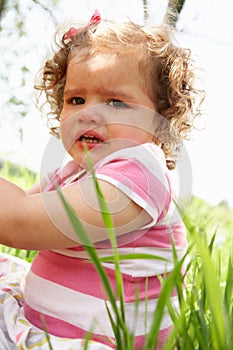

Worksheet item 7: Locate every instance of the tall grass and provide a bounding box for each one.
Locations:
[0,160,232,349]
[165,209,233,349]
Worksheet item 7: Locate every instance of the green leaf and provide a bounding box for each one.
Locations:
[99,253,169,263]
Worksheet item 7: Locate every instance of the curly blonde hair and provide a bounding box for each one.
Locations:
[35,19,205,169]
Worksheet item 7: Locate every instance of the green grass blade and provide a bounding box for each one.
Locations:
[104,301,123,350]
[143,256,185,349]
[56,187,126,335]
[84,144,128,345]
[98,253,169,263]
[177,203,228,349]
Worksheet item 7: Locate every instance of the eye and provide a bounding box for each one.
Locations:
[68,97,85,105]
[107,99,129,109]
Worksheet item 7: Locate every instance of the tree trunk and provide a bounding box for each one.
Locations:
[142,0,149,24]
[0,0,7,20]
[163,0,186,27]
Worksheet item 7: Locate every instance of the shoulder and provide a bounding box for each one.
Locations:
[93,143,171,223]
[95,143,167,173]
[94,143,168,187]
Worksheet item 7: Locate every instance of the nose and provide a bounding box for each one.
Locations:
[77,106,104,125]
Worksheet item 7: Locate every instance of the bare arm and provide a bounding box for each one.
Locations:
[0,176,151,250]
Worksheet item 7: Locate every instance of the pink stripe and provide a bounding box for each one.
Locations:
[96,158,171,219]
[31,251,106,299]
[134,325,173,350]
[96,221,187,249]
[158,173,172,221]
[131,223,187,249]
[24,301,172,349]
[24,302,115,348]
[31,251,178,301]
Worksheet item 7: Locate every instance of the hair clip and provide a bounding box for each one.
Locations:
[63,9,101,44]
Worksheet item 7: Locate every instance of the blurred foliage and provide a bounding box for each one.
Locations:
[0,0,59,135]
[0,159,38,189]
[186,195,233,282]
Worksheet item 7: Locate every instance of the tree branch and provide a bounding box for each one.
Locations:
[31,0,58,25]
[142,0,149,24]
[0,0,7,21]
[163,0,186,27]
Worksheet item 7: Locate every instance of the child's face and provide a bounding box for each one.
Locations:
[60,50,157,167]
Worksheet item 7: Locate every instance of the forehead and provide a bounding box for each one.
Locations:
[67,49,143,81]
[65,50,149,102]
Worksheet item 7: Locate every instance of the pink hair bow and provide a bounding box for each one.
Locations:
[63,10,101,43]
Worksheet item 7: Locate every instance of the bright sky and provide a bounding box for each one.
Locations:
[1,0,233,208]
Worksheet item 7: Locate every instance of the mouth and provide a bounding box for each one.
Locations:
[79,134,104,144]
[76,131,106,149]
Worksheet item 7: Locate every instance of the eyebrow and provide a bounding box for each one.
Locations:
[64,87,134,101]
[98,87,133,100]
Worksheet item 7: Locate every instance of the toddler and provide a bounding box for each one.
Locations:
[0,11,204,350]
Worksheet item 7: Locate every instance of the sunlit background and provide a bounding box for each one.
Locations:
[0,0,233,207]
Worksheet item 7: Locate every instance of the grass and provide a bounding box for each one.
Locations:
[186,196,233,283]
[0,159,38,189]
[0,160,233,349]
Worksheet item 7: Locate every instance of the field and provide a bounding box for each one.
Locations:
[0,160,233,349]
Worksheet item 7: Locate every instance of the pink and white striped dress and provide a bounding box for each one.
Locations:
[0,143,187,350]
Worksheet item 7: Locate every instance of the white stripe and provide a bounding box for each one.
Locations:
[25,271,177,337]
[52,247,185,276]
[96,247,185,277]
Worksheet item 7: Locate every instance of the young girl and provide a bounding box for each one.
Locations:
[0,11,204,350]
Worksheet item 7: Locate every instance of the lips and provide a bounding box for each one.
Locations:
[76,130,106,148]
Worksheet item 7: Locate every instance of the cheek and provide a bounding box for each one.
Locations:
[60,107,73,123]
[109,124,152,144]
[131,129,153,143]
[60,114,77,152]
